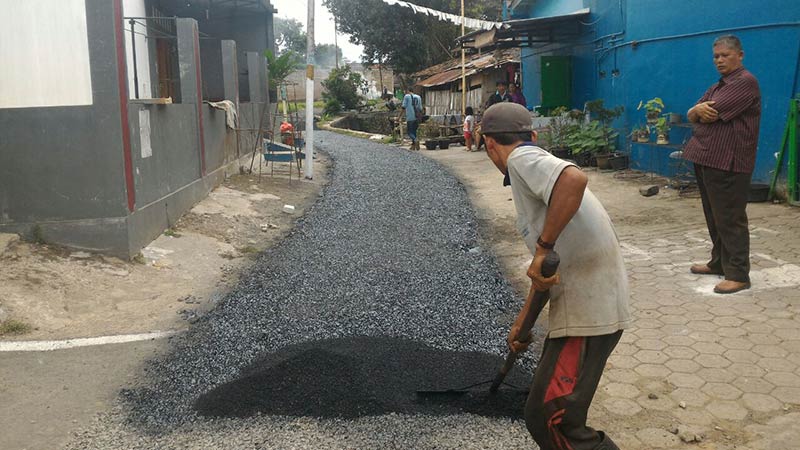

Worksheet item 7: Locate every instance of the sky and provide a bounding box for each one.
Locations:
[271,0,365,62]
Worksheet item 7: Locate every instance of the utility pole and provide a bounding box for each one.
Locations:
[334,16,339,70]
[305,0,315,179]
[460,0,466,116]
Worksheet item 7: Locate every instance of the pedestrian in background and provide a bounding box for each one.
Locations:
[509,83,527,108]
[402,87,424,150]
[463,106,476,151]
[485,80,511,110]
[684,34,761,294]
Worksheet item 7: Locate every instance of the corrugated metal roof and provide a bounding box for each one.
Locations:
[413,48,519,87]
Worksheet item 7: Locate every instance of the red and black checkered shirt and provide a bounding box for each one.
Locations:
[683,67,761,174]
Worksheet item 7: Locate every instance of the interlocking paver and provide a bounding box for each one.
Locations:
[707,400,749,420]
[728,363,766,378]
[694,353,731,368]
[602,397,643,416]
[775,328,800,341]
[635,428,680,448]
[671,408,715,426]
[602,383,641,399]
[757,357,797,372]
[748,333,781,346]
[668,372,706,389]
[693,342,726,354]
[665,359,701,374]
[663,335,696,347]
[702,382,743,400]
[635,339,668,351]
[634,364,672,378]
[770,387,800,404]
[717,326,749,338]
[724,349,760,364]
[764,371,800,387]
[670,387,710,407]
[733,376,775,394]
[663,346,698,360]
[720,337,754,350]
[604,368,639,384]
[752,344,789,358]
[697,368,736,383]
[634,350,669,364]
[741,393,783,412]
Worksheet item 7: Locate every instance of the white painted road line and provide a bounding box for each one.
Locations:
[0,330,180,352]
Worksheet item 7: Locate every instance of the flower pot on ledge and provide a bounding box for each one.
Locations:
[656,132,669,145]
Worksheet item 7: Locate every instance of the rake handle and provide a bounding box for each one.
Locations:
[490,251,560,393]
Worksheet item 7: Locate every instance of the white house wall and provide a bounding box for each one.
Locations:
[0,0,93,108]
[123,0,152,99]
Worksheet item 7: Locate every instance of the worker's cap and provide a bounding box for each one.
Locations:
[481,102,533,134]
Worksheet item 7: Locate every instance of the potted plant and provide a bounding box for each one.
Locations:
[419,120,440,150]
[584,100,623,169]
[635,125,650,143]
[638,97,664,124]
[566,120,617,168]
[608,153,629,170]
[545,106,576,159]
[656,117,670,144]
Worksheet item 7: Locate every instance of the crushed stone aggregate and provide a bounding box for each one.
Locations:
[66,131,535,449]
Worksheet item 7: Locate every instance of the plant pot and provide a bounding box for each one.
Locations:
[636,129,650,142]
[669,112,681,124]
[646,111,660,124]
[438,140,450,149]
[424,140,438,150]
[609,154,629,170]
[573,152,593,167]
[551,147,571,159]
[656,133,669,145]
[595,153,613,170]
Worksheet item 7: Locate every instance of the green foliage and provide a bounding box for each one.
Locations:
[316,44,343,68]
[638,97,665,114]
[264,49,304,91]
[0,319,32,336]
[566,120,619,155]
[274,17,307,55]
[324,0,499,74]
[31,225,45,245]
[322,66,367,114]
[545,106,578,149]
[585,99,624,125]
[655,117,670,133]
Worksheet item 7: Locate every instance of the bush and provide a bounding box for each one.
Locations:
[323,98,342,115]
[322,67,366,114]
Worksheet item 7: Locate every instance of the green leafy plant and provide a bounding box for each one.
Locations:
[264,49,304,92]
[655,117,670,134]
[322,66,367,114]
[566,120,618,155]
[585,99,624,125]
[0,319,32,336]
[638,97,664,124]
[545,106,578,150]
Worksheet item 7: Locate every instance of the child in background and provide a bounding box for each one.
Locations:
[463,106,475,151]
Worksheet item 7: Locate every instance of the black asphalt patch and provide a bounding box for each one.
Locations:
[194,336,532,420]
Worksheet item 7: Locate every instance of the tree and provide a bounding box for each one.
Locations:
[274,17,307,56]
[322,66,367,114]
[264,49,304,91]
[323,0,499,75]
[316,44,343,68]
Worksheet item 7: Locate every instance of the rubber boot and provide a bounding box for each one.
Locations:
[594,432,620,450]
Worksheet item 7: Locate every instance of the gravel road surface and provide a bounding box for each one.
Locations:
[66,131,536,449]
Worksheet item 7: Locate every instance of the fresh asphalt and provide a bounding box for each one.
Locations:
[67,131,537,449]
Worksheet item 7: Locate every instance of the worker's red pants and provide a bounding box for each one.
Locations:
[525,331,623,450]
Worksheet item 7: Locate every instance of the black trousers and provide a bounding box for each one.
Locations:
[525,331,622,450]
[693,163,752,282]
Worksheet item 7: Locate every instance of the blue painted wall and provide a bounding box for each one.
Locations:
[512,0,800,183]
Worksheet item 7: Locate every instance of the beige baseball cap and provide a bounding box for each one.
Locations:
[481,102,533,134]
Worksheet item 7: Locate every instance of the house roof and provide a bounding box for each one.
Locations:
[457,8,590,50]
[413,48,520,88]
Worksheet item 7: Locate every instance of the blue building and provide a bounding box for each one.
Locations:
[465,0,800,185]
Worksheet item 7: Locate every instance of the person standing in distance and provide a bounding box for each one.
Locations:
[482,102,631,450]
[402,87,423,150]
[684,35,761,294]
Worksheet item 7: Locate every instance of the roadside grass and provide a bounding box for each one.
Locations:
[0,319,33,336]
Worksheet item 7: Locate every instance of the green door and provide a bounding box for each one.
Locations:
[540,56,572,115]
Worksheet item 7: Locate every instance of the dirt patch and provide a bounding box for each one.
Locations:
[0,155,330,341]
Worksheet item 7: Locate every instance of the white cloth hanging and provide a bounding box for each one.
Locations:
[380,0,501,30]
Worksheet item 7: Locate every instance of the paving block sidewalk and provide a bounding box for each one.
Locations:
[596,205,800,449]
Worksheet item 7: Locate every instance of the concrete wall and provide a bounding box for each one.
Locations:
[0,0,273,257]
[0,0,128,235]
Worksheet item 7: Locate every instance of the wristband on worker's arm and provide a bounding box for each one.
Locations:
[536,236,555,250]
